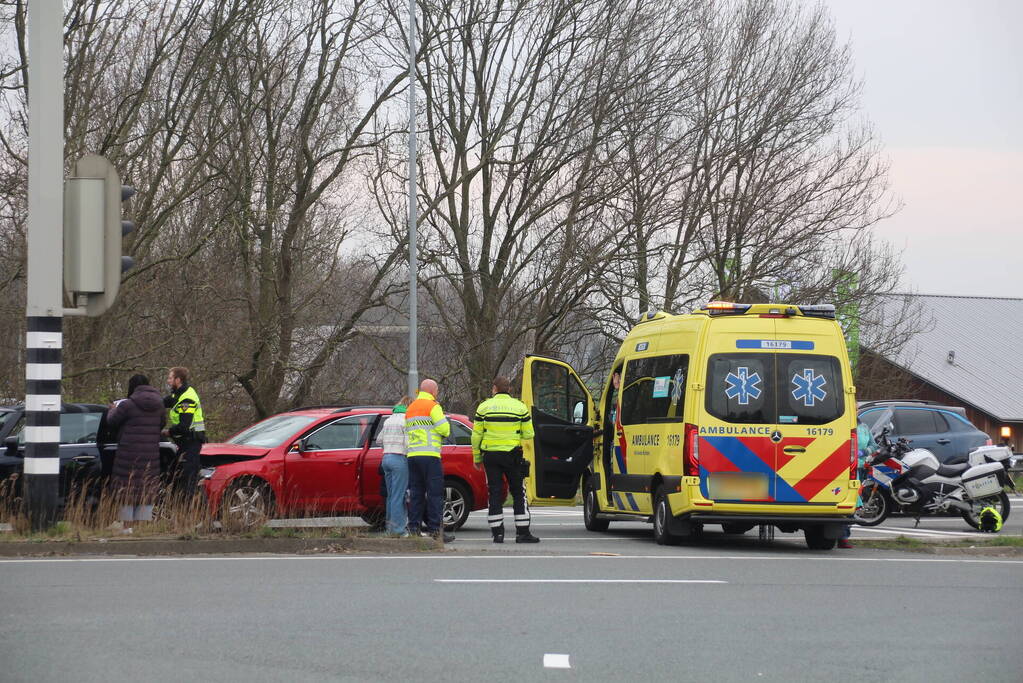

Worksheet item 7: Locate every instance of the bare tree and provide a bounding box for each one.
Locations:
[366,0,703,405]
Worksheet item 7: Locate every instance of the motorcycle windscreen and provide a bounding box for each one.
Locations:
[521,356,595,506]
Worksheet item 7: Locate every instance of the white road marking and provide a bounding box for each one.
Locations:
[0,554,1020,564]
[854,527,986,538]
[435,579,726,584]
[874,524,990,536]
[544,654,571,669]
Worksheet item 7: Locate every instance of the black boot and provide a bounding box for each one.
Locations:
[492,527,505,544]
[515,527,540,543]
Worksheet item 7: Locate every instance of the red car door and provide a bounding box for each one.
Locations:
[283,415,373,515]
[358,413,388,509]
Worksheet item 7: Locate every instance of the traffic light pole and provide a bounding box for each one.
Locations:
[24,0,65,530]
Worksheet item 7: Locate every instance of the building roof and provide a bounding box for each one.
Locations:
[867,294,1023,422]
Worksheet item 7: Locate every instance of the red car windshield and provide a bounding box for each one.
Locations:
[227,415,318,447]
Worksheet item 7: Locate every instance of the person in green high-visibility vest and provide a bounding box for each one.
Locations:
[162,366,206,500]
[472,376,539,544]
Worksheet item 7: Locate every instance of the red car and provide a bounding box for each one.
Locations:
[199,406,497,530]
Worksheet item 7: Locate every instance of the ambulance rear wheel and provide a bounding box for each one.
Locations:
[583,482,610,532]
[653,488,680,546]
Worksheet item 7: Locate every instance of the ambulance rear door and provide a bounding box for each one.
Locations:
[769,317,854,505]
[521,355,597,506]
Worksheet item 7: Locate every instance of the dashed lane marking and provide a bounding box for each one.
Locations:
[435,579,726,584]
[544,654,571,669]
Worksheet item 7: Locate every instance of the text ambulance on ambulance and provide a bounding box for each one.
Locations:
[521,302,859,550]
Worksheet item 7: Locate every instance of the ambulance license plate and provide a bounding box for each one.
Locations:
[708,473,769,500]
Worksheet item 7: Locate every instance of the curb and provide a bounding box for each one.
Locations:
[855,541,1023,557]
[0,535,443,557]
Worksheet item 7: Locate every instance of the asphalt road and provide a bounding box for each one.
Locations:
[444,494,1023,553]
[1,503,1021,683]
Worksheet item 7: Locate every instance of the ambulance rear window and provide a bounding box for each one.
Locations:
[706,353,845,425]
[776,354,844,426]
[706,354,775,425]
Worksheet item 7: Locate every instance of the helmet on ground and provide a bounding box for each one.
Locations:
[978,506,1003,533]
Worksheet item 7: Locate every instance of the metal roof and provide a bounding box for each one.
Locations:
[866,294,1023,421]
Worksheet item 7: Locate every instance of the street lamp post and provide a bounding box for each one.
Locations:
[407,0,419,397]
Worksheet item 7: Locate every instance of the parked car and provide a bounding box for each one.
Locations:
[857,400,992,464]
[0,403,176,508]
[199,406,499,531]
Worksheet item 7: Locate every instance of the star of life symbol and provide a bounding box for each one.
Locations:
[792,369,827,407]
[671,368,685,404]
[724,367,762,405]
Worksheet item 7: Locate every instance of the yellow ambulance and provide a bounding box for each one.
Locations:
[521,302,860,549]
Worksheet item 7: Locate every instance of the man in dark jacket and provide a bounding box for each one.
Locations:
[107,374,165,533]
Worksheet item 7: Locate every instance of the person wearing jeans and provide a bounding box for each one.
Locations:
[378,399,410,536]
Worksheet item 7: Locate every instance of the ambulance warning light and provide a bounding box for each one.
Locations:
[701,301,752,316]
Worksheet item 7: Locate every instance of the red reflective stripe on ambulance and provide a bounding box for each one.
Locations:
[791,440,852,501]
[776,436,814,470]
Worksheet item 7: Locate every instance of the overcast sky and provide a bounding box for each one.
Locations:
[824,0,1021,298]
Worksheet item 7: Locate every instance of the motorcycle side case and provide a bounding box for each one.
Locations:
[968,445,1013,467]
[961,462,1004,500]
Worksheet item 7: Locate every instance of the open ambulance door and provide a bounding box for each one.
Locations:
[521,355,597,506]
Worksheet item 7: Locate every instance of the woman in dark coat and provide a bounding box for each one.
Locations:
[106,374,165,532]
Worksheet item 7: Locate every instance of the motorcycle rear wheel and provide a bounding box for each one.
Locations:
[960,491,1010,531]
[854,483,890,526]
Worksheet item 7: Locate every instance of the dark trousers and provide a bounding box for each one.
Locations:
[175,438,202,499]
[483,449,529,531]
[407,455,444,533]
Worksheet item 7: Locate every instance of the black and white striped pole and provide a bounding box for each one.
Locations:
[24,0,65,529]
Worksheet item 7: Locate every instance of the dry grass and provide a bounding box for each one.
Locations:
[1,482,216,541]
[0,475,379,541]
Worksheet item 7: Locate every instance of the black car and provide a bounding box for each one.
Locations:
[857,400,992,464]
[0,403,176,508]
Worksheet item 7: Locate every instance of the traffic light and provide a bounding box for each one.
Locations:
[63,155,136,317]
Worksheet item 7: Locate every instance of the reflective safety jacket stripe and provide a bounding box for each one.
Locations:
[405,391,449,457]
[168,385,205,432]
[471,393,534,462]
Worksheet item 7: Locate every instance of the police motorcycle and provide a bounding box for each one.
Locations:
[854,410,1014,529]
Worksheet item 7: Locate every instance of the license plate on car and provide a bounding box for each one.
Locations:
[964,474,1001,499]
[708,473,769,500]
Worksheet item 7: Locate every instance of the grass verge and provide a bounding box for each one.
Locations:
[855,534,1023,552]
[0,481,378,543]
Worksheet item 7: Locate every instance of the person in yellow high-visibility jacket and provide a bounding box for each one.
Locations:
[472,376,538,544]
[405,379,453,542]
[162,366,206,500]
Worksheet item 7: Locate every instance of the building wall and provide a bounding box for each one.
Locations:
[858,354,1021,453]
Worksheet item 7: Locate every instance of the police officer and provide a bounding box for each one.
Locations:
[163,366,206,499]
[472,376,539,543]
